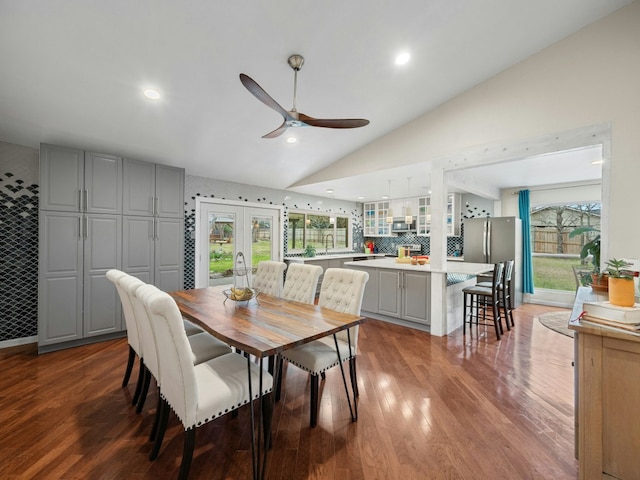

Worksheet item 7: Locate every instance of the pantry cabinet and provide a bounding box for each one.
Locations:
[38,144,185,352]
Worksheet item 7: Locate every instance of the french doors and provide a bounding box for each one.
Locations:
[196,199,282,287]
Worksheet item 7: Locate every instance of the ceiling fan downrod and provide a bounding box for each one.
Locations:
[288,54,304,113]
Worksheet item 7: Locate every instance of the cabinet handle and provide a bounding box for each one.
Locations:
[154,219,157,239]
[84,189,89,211]
[78,217,82,238]
[84,217,88,238]
[78,189,83,211]
[154,196,159,216]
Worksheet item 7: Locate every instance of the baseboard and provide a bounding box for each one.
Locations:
[0,336,37,350]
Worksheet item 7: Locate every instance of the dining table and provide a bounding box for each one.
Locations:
[169,285,366,480]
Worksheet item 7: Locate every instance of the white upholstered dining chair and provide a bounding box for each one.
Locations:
[106,269,144,403]
[252,260,287,296]
[121,276,232,416]
[138,284,273,480]
[282,263,323,305]
[280,268,369,427]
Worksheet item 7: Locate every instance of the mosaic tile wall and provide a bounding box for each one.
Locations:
[363,195,493,257]
[183,174,364,289]
[0,142,39,342]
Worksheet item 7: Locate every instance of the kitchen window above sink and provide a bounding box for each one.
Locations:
[287,210,351,253]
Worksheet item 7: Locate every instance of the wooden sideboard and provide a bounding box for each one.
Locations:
[569,287,640,480]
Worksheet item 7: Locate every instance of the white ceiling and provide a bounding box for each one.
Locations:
[0,1,626,200]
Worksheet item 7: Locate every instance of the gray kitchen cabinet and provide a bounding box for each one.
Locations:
[122,216,184,292]
[40,143,122,214]
[357,266,379,313]
[123,158,184,218]
[402,271,431,324]
[38,211,83,345]
[39,143,184,352]
[38,211,122,349]
[376,269,431,325]
[83,214,122,336]
[378,270,402,316]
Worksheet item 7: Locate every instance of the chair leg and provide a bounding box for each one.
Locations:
[136,366,152,414]
[275,356,284,402]
[320,371,326,381]
[492,301,501,340]
[501,289,511,331]
[150,392,163,441]
[132,357,145,406]
[262,392,274,450]
[349,357,359,397]
[310,374,319,428]
[178,428,196,480]
[150,398,170,461]
[122,346,136,387]
[463,292,467,334]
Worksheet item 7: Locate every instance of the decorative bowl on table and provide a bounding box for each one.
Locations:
[222,287,259,303]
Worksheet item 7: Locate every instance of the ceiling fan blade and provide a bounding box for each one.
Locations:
[262,122,289,139]
[239,73,291,120]
[298,113,369,129]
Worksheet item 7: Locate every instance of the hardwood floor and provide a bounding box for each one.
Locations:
[0,303,577,479]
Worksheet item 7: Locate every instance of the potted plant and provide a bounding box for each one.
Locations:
[569,226,606,290]
[304,244,316,258]
[605,258,636,307]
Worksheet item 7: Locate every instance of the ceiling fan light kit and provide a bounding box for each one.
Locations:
[240,54,370,138]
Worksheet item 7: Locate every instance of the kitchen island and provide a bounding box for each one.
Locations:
[343,258,493,333]
[284,253,386,295]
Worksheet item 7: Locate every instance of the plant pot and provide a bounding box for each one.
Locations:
[591,273,609,292]
[608,277,636,307]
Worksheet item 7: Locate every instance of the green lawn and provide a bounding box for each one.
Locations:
[209,240,273,277]
[532,255,588,291]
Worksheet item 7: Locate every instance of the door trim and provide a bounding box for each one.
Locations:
[195,197,284,288]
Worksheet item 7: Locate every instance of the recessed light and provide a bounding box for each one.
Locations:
[143,88,160,100]
[592,159,603,165]
[395,52,410,66]
[381,195,389,200]
[286,137,297,144]
[326,189,334,194]
[358,196,365,200]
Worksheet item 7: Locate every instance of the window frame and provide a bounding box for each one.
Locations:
[287,210,352,254]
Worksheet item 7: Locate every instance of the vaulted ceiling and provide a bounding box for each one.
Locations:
[0,1,629,199]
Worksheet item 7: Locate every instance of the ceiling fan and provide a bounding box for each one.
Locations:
[240,54,370,138]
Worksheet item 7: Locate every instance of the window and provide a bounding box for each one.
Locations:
[287,211,351,252]
[530,202,601,291]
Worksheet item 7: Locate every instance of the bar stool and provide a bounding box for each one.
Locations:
[477,260,515,329]
[463,262,504,340]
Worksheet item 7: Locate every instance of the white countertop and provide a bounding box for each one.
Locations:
[343,257,493,275]
[284,253,386,262]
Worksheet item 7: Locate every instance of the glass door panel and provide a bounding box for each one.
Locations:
[197,201,282,287]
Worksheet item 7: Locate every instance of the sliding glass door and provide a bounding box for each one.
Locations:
[196,200,282,287]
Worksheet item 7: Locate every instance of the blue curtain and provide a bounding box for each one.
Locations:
[518,190,534,294]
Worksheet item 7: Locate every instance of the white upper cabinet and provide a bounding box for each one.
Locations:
[364,201,392,236]
[417,193,460,236]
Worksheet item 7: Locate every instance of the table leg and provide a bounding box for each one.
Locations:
[333,330,357,422]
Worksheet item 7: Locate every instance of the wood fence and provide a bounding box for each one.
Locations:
[533,229,586,254]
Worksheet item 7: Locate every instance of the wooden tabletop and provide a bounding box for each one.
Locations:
[170,286,365,358]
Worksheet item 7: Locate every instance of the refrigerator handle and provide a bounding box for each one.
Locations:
[486,220,492,262]
[482,220,488,262]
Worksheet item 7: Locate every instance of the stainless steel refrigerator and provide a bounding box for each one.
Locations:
[463,216,522,307]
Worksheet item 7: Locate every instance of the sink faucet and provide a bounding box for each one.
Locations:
[324,234,334,254]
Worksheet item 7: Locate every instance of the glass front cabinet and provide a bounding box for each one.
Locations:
[363,201,391,236]
[417,194,459,236]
